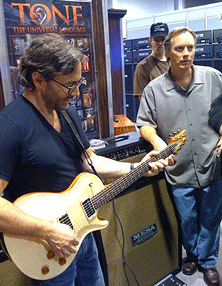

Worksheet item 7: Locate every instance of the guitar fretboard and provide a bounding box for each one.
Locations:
[91,142,181,210]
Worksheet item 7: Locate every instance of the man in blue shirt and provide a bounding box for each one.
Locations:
[0,33,167,286]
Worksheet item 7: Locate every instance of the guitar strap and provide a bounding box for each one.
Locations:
[60,110,108,282]
[60,110,100,178]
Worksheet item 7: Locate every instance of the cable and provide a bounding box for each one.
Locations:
[112,199,141,286]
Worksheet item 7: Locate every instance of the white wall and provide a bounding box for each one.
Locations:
[113,0,175,20]
[118,2,222,39]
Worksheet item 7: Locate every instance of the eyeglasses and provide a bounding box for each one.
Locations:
[51,77,84,95]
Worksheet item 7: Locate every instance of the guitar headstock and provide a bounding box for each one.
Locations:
[168,130,187,154]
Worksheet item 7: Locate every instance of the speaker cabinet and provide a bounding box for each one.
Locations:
[0,260,31,286]
[97,153,181,286]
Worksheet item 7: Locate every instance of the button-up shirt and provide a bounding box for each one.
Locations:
[137,65,222,187]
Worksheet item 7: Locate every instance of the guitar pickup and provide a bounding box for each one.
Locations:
[81,197,96,219]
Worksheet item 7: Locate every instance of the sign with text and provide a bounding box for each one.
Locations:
[3,0,99,139]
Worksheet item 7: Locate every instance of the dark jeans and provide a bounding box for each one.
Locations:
[172,177,222,269]
[31,233,105,286]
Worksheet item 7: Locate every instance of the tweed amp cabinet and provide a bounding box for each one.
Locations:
[93,132,182,286]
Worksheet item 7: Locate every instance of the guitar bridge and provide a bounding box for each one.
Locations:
[81,197,96,219]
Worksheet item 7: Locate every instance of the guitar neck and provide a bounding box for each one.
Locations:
[92,143,178,210]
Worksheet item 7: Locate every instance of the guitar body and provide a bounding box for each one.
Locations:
[1,130,187,281]
[3,172,108,280]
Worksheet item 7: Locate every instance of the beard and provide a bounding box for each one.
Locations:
[41,85,72,111]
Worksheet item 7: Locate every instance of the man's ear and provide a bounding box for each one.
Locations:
[32,71,46,89]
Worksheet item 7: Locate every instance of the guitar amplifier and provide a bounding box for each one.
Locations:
[94,131,152,159]
[214,29,222,43]
[133,49,152,63]
[195,44,213,59]
[132,38,149,50]
[123,39,133,52]
[0,260,31,286]
[214,43,222,59]
[195,30,213,44]
[94,132,182,286]
[124,51,133,63]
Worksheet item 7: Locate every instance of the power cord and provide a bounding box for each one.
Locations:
[112,199,141,286]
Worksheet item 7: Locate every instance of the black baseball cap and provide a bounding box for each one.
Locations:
[150,23,169,38]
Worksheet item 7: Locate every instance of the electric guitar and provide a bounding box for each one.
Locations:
[1,130,187,280]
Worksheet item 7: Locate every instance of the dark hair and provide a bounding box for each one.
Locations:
[19,33,84,90]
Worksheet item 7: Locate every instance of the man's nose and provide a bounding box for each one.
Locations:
[183,47,189,56]
[157,39,164,45]
[70,86,80,97]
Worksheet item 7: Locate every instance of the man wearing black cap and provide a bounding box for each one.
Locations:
[133,22,169,100]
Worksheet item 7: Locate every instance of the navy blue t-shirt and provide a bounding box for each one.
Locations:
[0,96,90,202]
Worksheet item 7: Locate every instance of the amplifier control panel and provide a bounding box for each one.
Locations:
[94,132,152,160]
[104,144,149,160]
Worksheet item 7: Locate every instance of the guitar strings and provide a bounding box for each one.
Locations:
[70,141,183,224]
[92,144,176,209]
[92,142,182,210]
[58,142,183,239]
